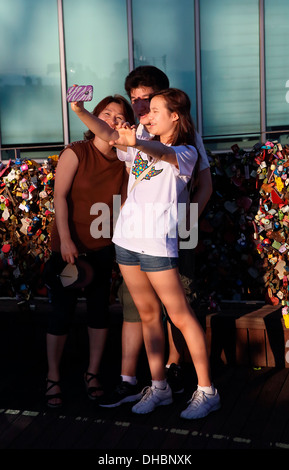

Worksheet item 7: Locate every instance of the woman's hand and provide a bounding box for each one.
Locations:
[60,238,79,265]
[71,101,85,114]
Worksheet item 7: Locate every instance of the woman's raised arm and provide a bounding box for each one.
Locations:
[71,101,119,143]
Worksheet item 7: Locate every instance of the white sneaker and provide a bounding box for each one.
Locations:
[132,384,173,414]
[180,388,221,419]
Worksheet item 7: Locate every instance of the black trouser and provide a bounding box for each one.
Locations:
[45,245,114,335]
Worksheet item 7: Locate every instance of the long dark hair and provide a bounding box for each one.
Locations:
[150,88,196,147]
[84,95,135,140]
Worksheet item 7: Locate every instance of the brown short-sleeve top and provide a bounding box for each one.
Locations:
[50,139,125,252]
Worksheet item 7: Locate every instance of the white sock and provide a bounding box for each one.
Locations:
[197,384,215,395]
[121,375,137,385]
[152,379,167,390]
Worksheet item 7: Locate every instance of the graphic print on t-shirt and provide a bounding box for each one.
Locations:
[132,152,163,180]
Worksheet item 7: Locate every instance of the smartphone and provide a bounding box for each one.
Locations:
[66,85,93,102]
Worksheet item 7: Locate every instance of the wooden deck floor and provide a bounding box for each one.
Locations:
[1,299,289,454]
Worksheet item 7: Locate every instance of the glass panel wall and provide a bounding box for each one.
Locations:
[0,0,63,145]
[63,0,129,142]
[264,0,289,144]
[1,0,289,155]
[200,0,260,143]
[132,0,197,122]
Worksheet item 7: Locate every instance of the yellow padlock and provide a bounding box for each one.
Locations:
[284,314,289,329]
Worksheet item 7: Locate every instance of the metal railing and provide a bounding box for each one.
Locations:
[0,144,65,162]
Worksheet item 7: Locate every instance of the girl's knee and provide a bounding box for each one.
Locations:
[138,305,161,323]
[166,308,195,331]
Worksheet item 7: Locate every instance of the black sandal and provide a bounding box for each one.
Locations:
[45,378,63,408]
[84,372,104,400]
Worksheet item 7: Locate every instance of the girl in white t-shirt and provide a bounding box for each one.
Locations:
[72,88,220,419]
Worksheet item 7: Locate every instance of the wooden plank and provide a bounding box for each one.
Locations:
[235,328,250,365]
[202,366,257,443]
[242,368,289,442]
[262,370,289,444]
[137,426,170,449]
[205,434,231,449]
[207,325,250,366]
[23,414,72,449]
[8,412,58,449]
[206,315,239,366]
[266,327,289,368]
[0,411,39,449]
[149,394,203,444]
[248,329,267,367]
[200,365,244,436]
[92,420,133,449]
[206,306,286,368]
[178,430,207,449]
[74,418,112,449]
[1,366,289,450]
[219,367,271,439]
[3,296,289,450]
[206,305,281,330]
[236,305,281,329]
[0,409,22,439]
[115,422,152,449]
[49,416,94,449]
[160,428,191,449]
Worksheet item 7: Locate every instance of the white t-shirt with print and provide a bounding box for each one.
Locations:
[113,145,197,257]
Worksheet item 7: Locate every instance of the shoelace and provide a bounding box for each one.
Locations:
[187,389,205,408]
[138,386,154,402]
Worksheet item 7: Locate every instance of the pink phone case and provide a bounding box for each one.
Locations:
[66,85,93,102]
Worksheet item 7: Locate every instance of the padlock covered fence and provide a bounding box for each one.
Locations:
[0,155,58,305]
[0,142,288,311]
[194,141,289,311]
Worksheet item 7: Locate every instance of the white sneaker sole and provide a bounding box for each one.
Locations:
[180,401,221,419]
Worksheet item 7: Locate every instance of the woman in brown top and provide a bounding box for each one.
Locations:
[45,95,135,408]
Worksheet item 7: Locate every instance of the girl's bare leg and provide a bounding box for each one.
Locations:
[147,268,211,387]
[166,321,184,365]
[119,264,165,381]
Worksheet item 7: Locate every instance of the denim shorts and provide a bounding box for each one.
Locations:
[115,245,178,272]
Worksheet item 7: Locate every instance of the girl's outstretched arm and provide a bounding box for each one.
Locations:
[134,138,177,166]
[71,101,119,143]
[112,126,178,166]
